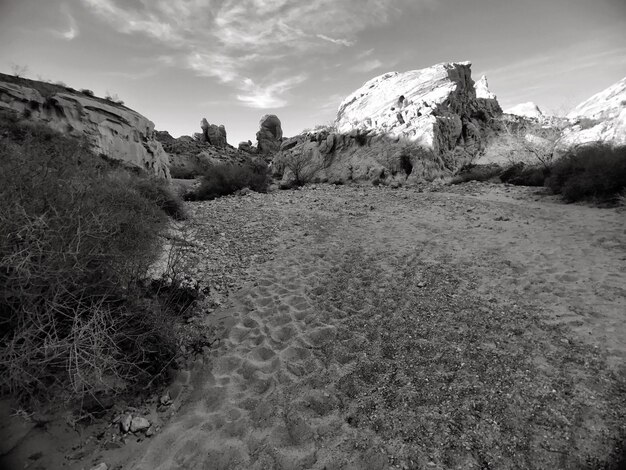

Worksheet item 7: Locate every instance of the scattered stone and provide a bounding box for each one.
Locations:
[146,425,155,437]
[159,391,172,406]
[130,416,150,433]
[89,464,108,470]
[120,414,132,433]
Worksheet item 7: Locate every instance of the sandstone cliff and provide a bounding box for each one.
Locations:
[0,73,170,178]
[274,62,502,185]
[560,76,626,148]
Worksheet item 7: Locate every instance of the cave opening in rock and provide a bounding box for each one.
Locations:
[399,154,413,176]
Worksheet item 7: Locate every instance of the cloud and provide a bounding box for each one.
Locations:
[350,59,384,73]
[237,74,308,108]
[53,4,79,40]
[81,0,423,107]
[316,34,355,47]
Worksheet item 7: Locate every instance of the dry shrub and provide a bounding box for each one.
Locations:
[188,158,270,200]
[451,164,502,184]
[546,144,626,202]
[0,111,182,402]
[499,163,549,187]
[279,149,323,187]
[133,176,188,220]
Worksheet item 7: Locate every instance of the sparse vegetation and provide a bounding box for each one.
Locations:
[546,144,626,202]
[104,91,125,106]
[577,117,600,130]
[0,111,189,403]
[277,149,323,187]
[451,163,502,184]
[187,159,270,200]
[483,120,561,170]
[10,63,28,78]
[499,162,549,187]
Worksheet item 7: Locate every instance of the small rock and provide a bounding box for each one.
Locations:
[417,282,426,288]
[130,417,150,433]
[120,414,132,433]
[89,464,108,470]
[159,391,172,406]
[146,426,155,437]
[390,181,401,189]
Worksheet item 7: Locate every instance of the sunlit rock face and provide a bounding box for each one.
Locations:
[560,77,626,148]
[257,114,283,154]
[274,62,502,185]
[334,61,501,155]
[505,102,544,120]
[0,73,170,178]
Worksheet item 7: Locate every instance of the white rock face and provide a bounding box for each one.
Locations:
[335,62,500,155]
[0,75,170,178]
[561,76,626,147]
[505,102,544,120]
[275,62,502,185]
[475,75,496,100]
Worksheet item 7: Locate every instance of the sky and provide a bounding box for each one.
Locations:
[1,0,625,145]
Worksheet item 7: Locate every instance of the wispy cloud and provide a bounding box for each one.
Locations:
[81,0,422,107]
[350,59,384,73]
[316,34,355,47]
[237,74,308,108]
[52,4,79,40]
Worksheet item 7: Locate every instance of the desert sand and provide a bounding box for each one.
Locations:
[3,182,624,470]
[122,182,625,469]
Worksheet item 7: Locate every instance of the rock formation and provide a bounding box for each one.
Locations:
[505,102,544,120]
[274,62,502,185]
[200,118,228,148]
[157,131,263,179]
[0,73,170,178]
[256,114,283,154]
[335,62,501,152]
[560,76,626,148]
[238,140,255,152]
[474,75,496,100]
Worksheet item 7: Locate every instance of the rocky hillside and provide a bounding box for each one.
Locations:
[274,62,502,185]
[560,76,626,148]
[0,73,170,178]
[157,118,270,180]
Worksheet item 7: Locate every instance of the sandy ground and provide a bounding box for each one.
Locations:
[2,182,625,469]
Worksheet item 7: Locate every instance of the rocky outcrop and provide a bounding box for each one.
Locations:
[505,102,544,120]
[238,140,255,153]
[560,77,626,148]
[256,114,283,154]
[157,130,263,179]
[0,73,170,178]
[200,118,228,148]
[274,62,502,185]
[335,62,501,153]
[474,75,496,100]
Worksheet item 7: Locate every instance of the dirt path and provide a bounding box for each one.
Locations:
[112,183,625,470]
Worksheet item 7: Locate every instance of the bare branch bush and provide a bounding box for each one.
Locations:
[10,63,28,78]
[487,119,562,170]
[0,111,186,404]
[280,148,323,187]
